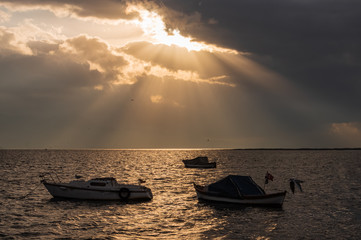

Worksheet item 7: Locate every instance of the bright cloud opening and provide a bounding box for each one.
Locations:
[128,5,237,54]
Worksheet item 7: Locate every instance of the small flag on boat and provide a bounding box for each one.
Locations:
[289,178,304,194]
[265,171,274,184]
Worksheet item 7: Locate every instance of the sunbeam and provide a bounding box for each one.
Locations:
[2,0,353,149]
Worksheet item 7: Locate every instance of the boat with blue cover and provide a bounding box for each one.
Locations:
[194,175,286,207]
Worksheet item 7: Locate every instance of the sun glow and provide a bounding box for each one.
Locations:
[128,6,237,54]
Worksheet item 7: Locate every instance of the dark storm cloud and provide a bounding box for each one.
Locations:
[160,0,361,117]
[160,0,361,56]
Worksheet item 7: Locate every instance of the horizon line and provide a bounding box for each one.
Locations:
[1,147,361,151]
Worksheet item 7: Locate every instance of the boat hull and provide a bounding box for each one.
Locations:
[43,182,153,201]
[184,162,217,168]
[194,184,286,207]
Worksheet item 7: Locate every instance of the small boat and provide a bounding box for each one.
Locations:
[193,175,286,207]
[40,173,153,201]
[182,156,216,168]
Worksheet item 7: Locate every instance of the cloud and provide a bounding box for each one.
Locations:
[122,41,239,86]
[158,0,361,127]
[0,27,32,54]
[0,8,10,23]
[160,2,361,85]
[1,23,237,91]
[150,94,184,108]
[61,35,129,84]
[0,0,143,20]
[330,122,361,137]
[0,31,112,99]
[329,122,361,147]
[11,18,65,42]
[150,94,163,104]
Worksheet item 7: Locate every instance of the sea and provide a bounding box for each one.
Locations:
[0,149,360,239]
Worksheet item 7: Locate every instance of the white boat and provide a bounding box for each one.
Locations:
[193,175,286,207]
[182,156,216,168]
[40,174,153,201]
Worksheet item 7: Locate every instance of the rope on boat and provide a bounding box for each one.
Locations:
[18,182,42,199]
[18,172,57,199]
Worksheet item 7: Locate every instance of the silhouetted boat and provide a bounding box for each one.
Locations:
[40,173,152,201]
[193,175,286,207]
[182,156,216,168]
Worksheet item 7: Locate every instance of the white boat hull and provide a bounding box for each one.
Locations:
[194,184,286,207]
[43,182,153,201]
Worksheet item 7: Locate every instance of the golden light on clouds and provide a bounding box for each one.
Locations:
[0,0,300,148]
[150,95,163,103]
[129,5,238,53]
[0,27,32,55]
[0,8,10,22]
[0,2,242,88]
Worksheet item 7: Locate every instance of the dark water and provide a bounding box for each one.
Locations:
[0,149,360,239]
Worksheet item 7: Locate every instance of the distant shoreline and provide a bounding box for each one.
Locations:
[233,148,361,151]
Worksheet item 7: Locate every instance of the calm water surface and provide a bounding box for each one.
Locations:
[0,149,360,239]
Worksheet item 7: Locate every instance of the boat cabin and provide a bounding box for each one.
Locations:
[67,177,119,188]
[88,177,118,187]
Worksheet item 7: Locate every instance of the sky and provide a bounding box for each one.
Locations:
[1,0,361,149]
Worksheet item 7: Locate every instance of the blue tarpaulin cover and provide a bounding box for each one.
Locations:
[208,175,265,198]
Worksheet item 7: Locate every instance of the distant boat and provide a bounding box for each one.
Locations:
[182,156,216,168]
[193,175,286,207]
[40,173,153,201]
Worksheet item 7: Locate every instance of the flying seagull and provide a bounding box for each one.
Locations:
[289,178,304,194]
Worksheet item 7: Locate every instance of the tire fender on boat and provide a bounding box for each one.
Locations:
[119,188,130,200]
